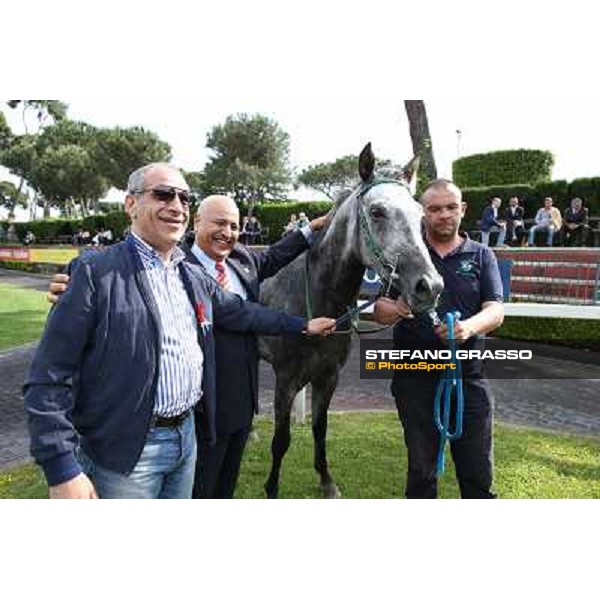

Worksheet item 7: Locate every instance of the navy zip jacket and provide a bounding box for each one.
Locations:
[24,236,305,486]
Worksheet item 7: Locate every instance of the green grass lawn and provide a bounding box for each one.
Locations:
[0,283,49,351]
[2,413,599,499]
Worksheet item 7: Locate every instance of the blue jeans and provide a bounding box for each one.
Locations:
[528,224,555,246]
[77,413,196,499]
[481,227,506,247]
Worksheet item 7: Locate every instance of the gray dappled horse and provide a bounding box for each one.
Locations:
[259,143,443,498]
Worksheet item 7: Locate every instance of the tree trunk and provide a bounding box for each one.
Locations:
[404,101,437,182]
[43,198,51,218]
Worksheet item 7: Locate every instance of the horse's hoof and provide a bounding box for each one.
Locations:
[322,483,342,499]
[265,484,279,499]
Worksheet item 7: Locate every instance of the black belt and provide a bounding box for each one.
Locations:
[151,408,192,428]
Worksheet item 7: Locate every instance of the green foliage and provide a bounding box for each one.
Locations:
[0,212,130,243]
[0,110,12,151]
[494,316,600,351]
[567,177,600,215]
[0,105,171,217]
[460,184,535,230]
[94,126,171,190]
[453,149,554,187]
[297,155,359,199]
[4,414,599,498]
[6,100,68,131]
[459,177,599,230]
[203,113,291,205]
[534,179,568,205]
[258,200,334,243]
[0,180,28,214]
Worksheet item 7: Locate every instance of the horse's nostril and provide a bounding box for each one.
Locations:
[415,278,430,295]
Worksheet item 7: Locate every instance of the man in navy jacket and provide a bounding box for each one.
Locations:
[480,197,506,247]
[24,163,335,499]
[187,195,326,498]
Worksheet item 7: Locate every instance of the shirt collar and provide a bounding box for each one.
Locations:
[191,243,223,271]
[425,232,470,259]
[130,231,185,268]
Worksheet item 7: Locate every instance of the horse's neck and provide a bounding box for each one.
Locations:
[308,209,365,313]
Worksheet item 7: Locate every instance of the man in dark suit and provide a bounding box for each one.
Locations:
[187,195,327,498]
[504,196,525,246]
[561,197,590,246]
[480,197,506,246]
[35,166,335,499]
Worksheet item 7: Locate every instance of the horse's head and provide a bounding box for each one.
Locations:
[344,143,443,313]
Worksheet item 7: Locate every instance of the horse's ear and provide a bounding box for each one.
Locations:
[402,155,420,194]
[358,143,375,182]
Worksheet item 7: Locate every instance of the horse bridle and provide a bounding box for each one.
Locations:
[355,177,414,297]
[304,177,417,335]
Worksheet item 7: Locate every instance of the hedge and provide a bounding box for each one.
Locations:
[459,179,598,230]
[257,200,334,244]
[1,202,336,246]
[453,149,554,187]
[1,212,130,243]
[494,316,600,352]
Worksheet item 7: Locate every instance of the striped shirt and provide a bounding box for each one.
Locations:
[131,233,204,417]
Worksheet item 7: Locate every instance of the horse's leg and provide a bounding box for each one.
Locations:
[264,376,297,499]
[312,371,341,499]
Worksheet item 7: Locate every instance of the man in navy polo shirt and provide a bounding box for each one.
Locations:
[374,179,505,499]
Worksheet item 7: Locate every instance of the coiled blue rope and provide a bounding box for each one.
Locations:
[433,311,464,475]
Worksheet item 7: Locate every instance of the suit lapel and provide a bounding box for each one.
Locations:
[227,256,256,300]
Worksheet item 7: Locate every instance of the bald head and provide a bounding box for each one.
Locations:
[197,195,239,218]
[194,194,240,260]
[421,179,462,206]
[420,179,465,244]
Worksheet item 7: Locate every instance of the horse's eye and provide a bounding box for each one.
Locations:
[370,207,386,219]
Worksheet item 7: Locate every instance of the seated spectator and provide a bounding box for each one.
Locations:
[297,212,310,229]
[247,215,262,245]
[480,197,506,246]
[239,216,250,244]
[23,230,36,246]
[100,228,114,246]
[7,224,18,243]
[561,197,589,246]
[527,197,562,246]
[80,229,91,245]
[283,213,298,237]
[0,224,7,244]
[504,196,525,246]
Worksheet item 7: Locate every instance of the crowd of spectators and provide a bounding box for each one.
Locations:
[479,196,593,247]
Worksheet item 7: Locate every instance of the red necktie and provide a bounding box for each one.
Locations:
[215,261,230,290]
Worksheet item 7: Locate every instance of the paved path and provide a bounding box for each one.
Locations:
[2,268,599,469]
[0,268,53,292]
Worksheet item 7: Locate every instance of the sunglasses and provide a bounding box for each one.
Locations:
[136,186,193,207]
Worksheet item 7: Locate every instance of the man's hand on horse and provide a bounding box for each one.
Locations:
[47,273,70,305]
[305,317,336,337]
[309,213,331,232]
[373,297,414,325]
[49,473,98,500]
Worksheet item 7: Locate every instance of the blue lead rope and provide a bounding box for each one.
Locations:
[433,311,465,476]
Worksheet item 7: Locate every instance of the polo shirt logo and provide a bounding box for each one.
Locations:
[456,260,477,279]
